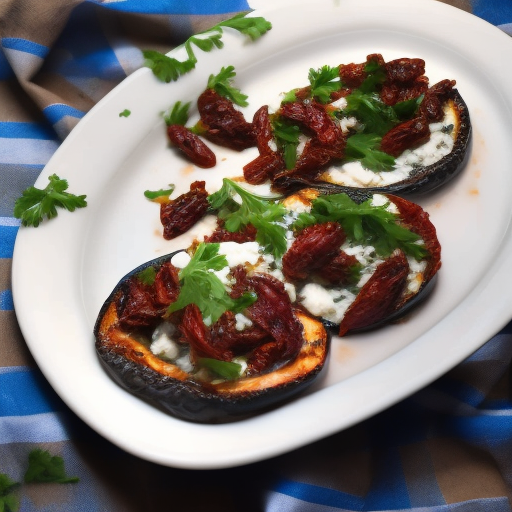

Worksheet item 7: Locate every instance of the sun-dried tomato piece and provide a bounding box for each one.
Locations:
[246,340,286,376]
[385,58,425,83]
[316,251,360,285]
[210,311,270,354]
[153,262,181,307]
[420,79,456,122]
[179,304,232,361]
[246,273,304,358]
[338,54,385,89]
[160,181,209,240]
[197,89,256,151]
[253,105,275,155]
[243,152,286,184]
[387,194,441,284]
[205,222,257,244]
[380,116,430,157]
[282,222,346,281]
[380,76,429,105]
[166,124,216,168]
[117,278,163,330]
[338,250,410,336]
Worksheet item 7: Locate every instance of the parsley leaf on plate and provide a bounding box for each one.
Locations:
[308,65,342,104]
[208,179,287,259]
[197,357,243,380]
[345,133,396,172]
[143,13,271,83]
[167,243,257,324]
[0,473,19,512]
[14,174,87,228]
[207,66,248,107]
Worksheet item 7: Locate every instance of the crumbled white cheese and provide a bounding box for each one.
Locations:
[218,241,261,267]
[235,313,253,331]
[299,283,356,324]
[150,322,179,360]
[171,251,191,269]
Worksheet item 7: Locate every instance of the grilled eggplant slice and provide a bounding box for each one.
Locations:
[273,91,471,196]
[94,251,329,423]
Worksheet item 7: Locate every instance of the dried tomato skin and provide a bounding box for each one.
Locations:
[253,105,274,155]
[166,124,216,168]
[420,79,456,122]
[316,251,360,285]
[179,304,233,361]
[282,222,346,281]
[385,58,425,83]
[197,89,257,151]
[160,181,209,240]
[380,76,429,106]
[243,152,286,184]
[338,250,410,336]
[205,222,257,244]
[153,262,181,307]
[246,341,285,377]
[117,278,163,330]
[380,115,431,157]
[246,273,304,358]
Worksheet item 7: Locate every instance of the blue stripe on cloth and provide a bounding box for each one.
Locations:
[429,378,486,408]
[473,0,512,27]
[89,0,251,15]
[0,289,13,310]
[0,121,57,140]
[0,412,72,444]
[0,224,17,258]
[272,479,363,510]
[43,104,85,125]
[0,37,49,59]
[0,368,63,416]
[266,492,512,512]
[445,413,512,442]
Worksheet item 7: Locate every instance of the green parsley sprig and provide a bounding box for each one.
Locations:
[207,65,248,106]
[143,12,272,83]
[308,65,342,104]
[14,174,87,227]
[198,357,243,380]
[24,449,79,484]
[208,179,287,259]
[345,133,395,172]
[144,184,176,201]
[293,193,428,260]
[271,118,302,170]
[0,474,19,512]
[167,243,257,324]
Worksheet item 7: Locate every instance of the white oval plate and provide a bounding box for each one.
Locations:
[12,0,512,469]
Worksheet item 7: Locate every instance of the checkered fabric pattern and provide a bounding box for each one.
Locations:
[1,1,512,510]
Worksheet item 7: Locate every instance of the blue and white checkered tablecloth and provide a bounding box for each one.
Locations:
[2,1,512,510]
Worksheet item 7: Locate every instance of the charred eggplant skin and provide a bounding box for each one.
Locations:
[273,90,471,197]
[94,251,330,423]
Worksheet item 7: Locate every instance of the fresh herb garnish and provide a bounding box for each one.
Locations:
[208,179,287,259]
[308,65,342,104]
[24,449,79,484]
[143,12,271,83]
[137,266,157,286]
[0,474,19,512]
[293,193,428,260]
[14,174,87,227]
[144,184,175,200]
[119,109,131,117]
[207,65,248,107]
[163,101,190,126]
[345,133,395,171]
[167,243,257,323]
[198,357,243,380]
[271,118,302,170]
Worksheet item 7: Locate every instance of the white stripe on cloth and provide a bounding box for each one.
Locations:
[0,138,59,165]
[0,412,72,444]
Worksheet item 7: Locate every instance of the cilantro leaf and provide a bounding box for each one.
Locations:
[167,243,257,323]
[14,174,87,227]
[24,449,79,484]
[197,357,242,380]
[308,65,342,103]
[137,266,157,286]
[208,179,287,259]
[345,133,396,172]
[143,13,271,83]
[217,12,272,40]
[0,474,19,512]
[119,109,131,118]
[144,185,175,201]
[271,117,302,170]
[343,89,399,136]
[142,50,195,83]
[207,66,248,107]
[393,94,424,119]
[163,102,190,126]
[293,193,428,260]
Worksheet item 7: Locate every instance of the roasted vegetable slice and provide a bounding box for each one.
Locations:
[94,250,329,423]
